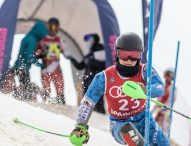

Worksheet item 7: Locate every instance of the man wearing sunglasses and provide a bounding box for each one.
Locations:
[70,32,170,146]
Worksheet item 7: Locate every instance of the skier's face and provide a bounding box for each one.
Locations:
[48,23,59,36]
[164,71,174,82]
[85,37,95,49]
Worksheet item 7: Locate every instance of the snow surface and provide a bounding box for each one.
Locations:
[0,93,121,146]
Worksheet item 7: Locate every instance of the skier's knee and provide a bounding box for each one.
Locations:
[120,122,144,146]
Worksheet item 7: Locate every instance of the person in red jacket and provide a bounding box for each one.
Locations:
[36,18,66,104]
[152,68,177,133]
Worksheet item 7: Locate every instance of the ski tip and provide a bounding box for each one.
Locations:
[13,118,19,123]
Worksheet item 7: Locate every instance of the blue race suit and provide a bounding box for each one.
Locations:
[83,64,170,146]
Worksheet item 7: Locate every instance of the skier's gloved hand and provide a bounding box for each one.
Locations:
[137,83,146,95]
[69,123,89,145]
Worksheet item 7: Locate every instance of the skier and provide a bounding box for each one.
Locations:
[11,20,48,100]
[36,17,66,104]
[69,32,170,146]
[152,68,176,133]
[67,33,106,113]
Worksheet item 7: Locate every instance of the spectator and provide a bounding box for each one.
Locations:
[36,17,65,104]
[68,33,106,113]
[0,69,15,94]
[12,20,48,100]
[152,68,177,133]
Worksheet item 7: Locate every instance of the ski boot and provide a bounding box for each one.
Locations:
[56,94,65,104]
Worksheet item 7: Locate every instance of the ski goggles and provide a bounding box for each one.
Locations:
[84,34,92,41]
[117,50,141,61]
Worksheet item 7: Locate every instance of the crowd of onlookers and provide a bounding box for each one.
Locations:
[0,18,106,113]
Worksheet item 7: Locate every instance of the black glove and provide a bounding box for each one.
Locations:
[69,123,90,145]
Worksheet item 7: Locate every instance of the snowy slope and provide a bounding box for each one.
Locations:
[0,93,121,146]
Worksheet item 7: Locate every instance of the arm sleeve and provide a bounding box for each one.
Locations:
[35,42,46,59]
[70,57,86,70]
[26,39,43,67]
[76,71,105,124]
[31,57,43,67]
[59,39,65,54]
[35,44,42,59]
[29,53,43,67]
[85,71,105,103]
[142,64,164,98]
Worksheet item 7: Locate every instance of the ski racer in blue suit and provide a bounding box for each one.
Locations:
[70,32,170,146]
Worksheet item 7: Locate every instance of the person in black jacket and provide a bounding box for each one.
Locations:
[68,33,106,113]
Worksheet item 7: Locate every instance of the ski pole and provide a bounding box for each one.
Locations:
[13,118,86,146]
[149,98,191,120]
[13,118,70,137]
[122,81,191,121]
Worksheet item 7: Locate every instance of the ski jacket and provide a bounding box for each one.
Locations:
[104,65,146,119]
[70,43,105,94]
[84,64,164,121]
[157,82,176,106]
[37,35,65,66]
[13,20,48,71]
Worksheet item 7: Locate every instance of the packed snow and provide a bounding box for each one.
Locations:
[0,93,121,146]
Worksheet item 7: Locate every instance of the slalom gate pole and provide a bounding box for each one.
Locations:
[145,0,155,145]
[168,41,180,138]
